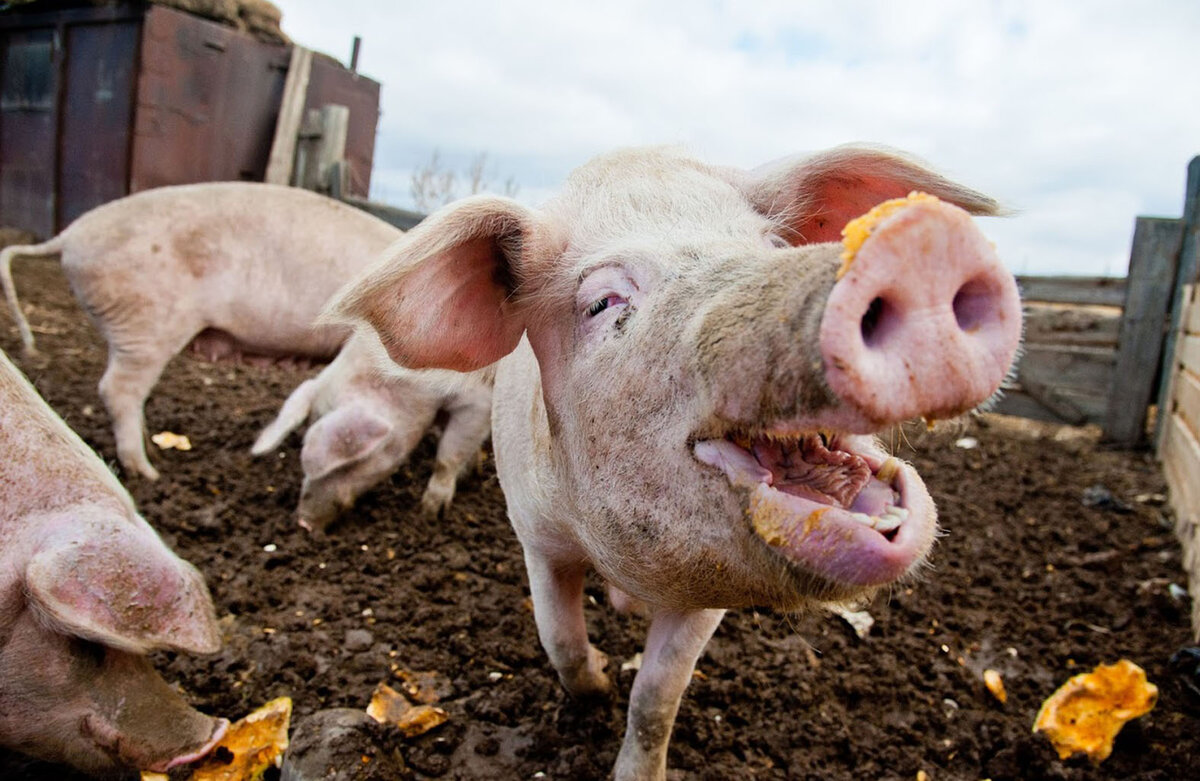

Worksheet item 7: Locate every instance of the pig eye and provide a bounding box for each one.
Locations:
[765,233,790,249]
[585,294,626,318]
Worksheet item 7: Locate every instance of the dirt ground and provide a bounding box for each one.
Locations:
[2,257,1198,781]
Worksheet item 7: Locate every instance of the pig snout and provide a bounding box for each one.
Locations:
[818,197,1021,427]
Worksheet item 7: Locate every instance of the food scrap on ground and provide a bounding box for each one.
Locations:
[142,697,292,781]
[393,668,453,704]
[1033,659,1158,763]
[366,682,449,738]
[983,669,1007,704]
[830,605,875,639]
[151,431,193,451]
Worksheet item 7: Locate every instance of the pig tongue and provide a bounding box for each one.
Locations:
[751,435,871,508]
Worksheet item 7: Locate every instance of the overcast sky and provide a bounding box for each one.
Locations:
[275,1,1200,276]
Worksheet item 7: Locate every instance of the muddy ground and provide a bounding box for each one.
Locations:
[1,257,1197,781]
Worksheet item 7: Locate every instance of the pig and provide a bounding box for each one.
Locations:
[328,145,1023,780]
[0,182,403,481]
[250,329,494,532]
[0,348,227,776]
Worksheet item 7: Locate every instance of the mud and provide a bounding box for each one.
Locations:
[1,257,1196,780]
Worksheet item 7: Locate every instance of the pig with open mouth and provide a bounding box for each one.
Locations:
[329,145,1022,780]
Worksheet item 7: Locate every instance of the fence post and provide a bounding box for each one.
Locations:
[1155,157,1200,450]
[264,46,313,186]
[1104,217,1184,446]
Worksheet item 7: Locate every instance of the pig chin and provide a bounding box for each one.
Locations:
[693,429,936,592]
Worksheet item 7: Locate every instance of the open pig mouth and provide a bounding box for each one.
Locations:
[694,429,935,588]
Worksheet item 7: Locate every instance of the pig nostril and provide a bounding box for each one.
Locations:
[860,296,895,348]
[952,277,997,334]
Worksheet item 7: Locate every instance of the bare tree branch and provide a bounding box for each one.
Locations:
[409,150,520,212]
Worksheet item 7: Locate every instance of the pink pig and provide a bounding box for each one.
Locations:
[251,329,494,532]
[1,183,402,481]
[329,146,1023,779]
[0,349,226,775]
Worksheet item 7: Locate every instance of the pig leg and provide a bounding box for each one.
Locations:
[97,332,196,480]
[615,607,726,781]
[419,396,492,517]
[523,549,612,697]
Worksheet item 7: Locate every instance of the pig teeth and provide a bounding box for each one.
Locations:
[875,457,900,485]
[849,506,908,533]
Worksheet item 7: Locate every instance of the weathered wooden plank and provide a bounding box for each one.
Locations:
[315,104,349,191]
[1163,447,1200,642]
[1016,344,1115,393]
[1023,304,1121,348]
[1174,368,1200,443]
[1103,217,1185,446]
[990,385,1108,426]
[1188,285,1200,336]
[1016,275,1127,307]
[264,45,313,186]
[1180,335,1200,377]
[1157,285,1192,454]
[1154,157,1200,450]
[1163,414,1200,525]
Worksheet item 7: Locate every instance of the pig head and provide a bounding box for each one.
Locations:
[329,146,1022,780]
[251,330,495,532]
[0,350,226,776]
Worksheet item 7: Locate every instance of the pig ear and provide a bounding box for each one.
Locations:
[742,145,1003,244]
[329,195,550,372]
[25,517,221,656]
[301,405,393,480]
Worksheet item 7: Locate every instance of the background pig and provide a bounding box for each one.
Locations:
[330,146,1023,780]
[251,329,494,532]
[0,182,402,480]
[0,349,226,776]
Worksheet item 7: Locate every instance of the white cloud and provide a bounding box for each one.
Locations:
[275,0,1200,275]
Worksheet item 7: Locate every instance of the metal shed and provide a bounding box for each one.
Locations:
[0,0,380,238]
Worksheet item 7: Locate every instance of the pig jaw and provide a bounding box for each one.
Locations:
[693,432,937,591]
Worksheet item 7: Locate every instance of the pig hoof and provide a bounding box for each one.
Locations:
[419,492,451,519]
[562,648,612,698]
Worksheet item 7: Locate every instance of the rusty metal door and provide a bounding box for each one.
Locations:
[57,20,139,230]
[0,27,57,237]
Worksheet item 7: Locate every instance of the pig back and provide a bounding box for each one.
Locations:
[60,183,403,358]
[0,351,134,527]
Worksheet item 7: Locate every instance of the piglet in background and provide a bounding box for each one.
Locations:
[252,329,494,532]
[331,145,1023,780]
[0,349,226,775]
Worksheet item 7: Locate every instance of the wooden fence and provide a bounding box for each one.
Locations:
[994,157,1198,453]
[1160,285,1200,638]
[992,276,1124,428]
[1156,155,1200,639]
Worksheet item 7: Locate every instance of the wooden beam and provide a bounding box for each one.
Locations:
[1023,304,1121,348]
[1180,334,1200,378]
[1103,217,1184,446]
[1158,285,1194,458]
[1016,275,1127,307]
[1174,369,1200,443]
[1163,413,1200,527]
[1017,344,1115,393]
[316,104,349,192]
[1155,156,1200,448]
[991,385,1108,426]
[264,46,313,186]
